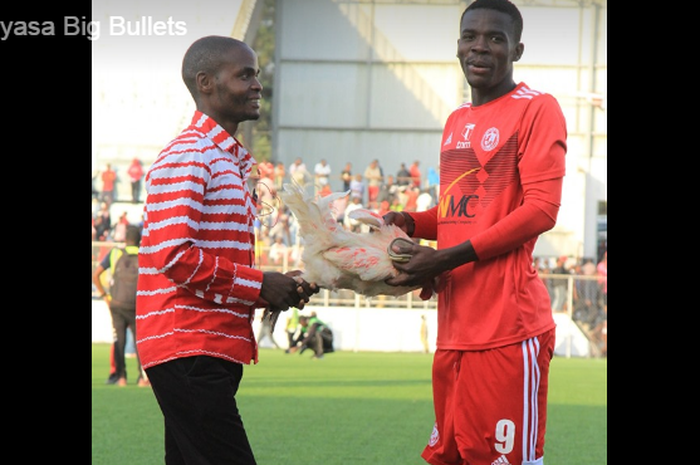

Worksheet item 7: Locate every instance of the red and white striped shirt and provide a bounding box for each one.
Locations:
[136,111,264,368]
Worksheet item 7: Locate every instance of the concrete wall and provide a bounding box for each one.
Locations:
[92,0,607,259]
[272,0,607,259]
[93,300,590,357]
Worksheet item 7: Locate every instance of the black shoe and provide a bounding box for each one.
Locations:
[105,373,120,385]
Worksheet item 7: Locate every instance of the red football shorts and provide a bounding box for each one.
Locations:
[421,329,555,465]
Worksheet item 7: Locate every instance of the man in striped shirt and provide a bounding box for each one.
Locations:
[136,36,318,464]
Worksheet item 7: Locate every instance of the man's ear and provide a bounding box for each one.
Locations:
[513,43,524,62]
[196,71,213,94]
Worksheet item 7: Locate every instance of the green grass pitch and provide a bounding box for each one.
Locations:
[92,343,606,464]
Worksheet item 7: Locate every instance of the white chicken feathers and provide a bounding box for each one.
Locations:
[278,182,421,297]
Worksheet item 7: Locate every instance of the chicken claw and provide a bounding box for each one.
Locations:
[263,307,282,332]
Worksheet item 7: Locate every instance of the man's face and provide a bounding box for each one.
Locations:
[210,46,263,124]
[456,9,523,92]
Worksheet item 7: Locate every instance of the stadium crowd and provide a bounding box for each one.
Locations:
[92,156,606,357]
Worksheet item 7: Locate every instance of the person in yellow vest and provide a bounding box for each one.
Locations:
[92,225,149,387]
[284,307,300,353]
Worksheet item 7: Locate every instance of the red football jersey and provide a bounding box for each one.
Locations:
[411,83,567,350]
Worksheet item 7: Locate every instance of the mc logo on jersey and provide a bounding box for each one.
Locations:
[439,133,517,221]
[438,193,479,218]
[437,167,481,219]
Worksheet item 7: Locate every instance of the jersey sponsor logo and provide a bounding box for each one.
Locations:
[439,136,518,221]
[438,192,479,218]
[429,422,440,447]
[456,123,475,149]
[437,167,480,219]
[443,132,452,146]
[481,127,499,151]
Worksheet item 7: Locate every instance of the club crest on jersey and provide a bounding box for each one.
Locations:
[456,123,475,149]
[481,127,499,151]
[429,422,440,447]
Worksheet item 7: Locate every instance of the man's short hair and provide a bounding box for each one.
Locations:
[462,0,524,43]
[181,35,247,99]
[125,225,141,245]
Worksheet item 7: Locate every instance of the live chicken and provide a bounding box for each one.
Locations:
[278,182,422,298]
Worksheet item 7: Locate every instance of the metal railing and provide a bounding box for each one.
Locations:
[92,241,605,319]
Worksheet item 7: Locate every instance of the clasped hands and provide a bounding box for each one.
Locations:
[382,211,441,300]
[261,270,318,330]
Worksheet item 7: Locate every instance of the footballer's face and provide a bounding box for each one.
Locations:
[457,8,523,104]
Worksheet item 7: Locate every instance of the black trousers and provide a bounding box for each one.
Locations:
[146,356,256,465]
[131,179,141,203]
[109,304,142,380]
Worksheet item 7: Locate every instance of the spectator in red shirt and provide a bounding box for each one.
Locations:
[100,163,117,205]
[403,186,419,212]
[363,159,384,207]
[409,160,422,188]
[127,157,144,203]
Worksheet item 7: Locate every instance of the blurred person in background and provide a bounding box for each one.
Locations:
[550,255,569,312]
[127,157,144,204]
[403,186,420,212]
[112,211,129,243]
[92,225,149,387]
[314,158,331,194]
[409,160,422,189]
[340,161,353,192]
[349,173,365,204]
[343,195,364,232]
[416,188,434,212]
[597,250,607,313]
[396,162,411,187]
[94,201,112,241]
[274,161,286,191]
[377,174,398,207]
[595,250,607,356]
[288,314,334,359]
[268,236,289,267]
[363,159,384,208]
[573,258,603,331]
[284,306,300,353]
[427,165,440,199]
[100,162,117,205]
[289,156,309,187]
[420,314,430,354]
